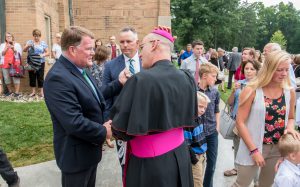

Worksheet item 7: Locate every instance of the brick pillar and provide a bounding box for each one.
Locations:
[158,0,171,27]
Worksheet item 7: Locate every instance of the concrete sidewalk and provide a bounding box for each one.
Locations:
[0,144,123,187]
[0,138,236,187]
[1,101,238,187]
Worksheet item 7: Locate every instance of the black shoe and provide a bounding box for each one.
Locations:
[4,92,12,96]
[9,176,20,187]
[13,93,21,97]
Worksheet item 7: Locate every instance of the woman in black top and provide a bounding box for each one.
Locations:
[210,51,225,91]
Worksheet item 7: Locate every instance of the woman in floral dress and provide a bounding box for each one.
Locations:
[232,50,300,187]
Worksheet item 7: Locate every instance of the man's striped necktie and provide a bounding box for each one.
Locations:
[129,59,135,75]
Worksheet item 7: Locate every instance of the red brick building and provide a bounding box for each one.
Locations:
[0,0,171,92]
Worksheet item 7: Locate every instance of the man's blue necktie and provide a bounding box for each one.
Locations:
[129,59,135,75]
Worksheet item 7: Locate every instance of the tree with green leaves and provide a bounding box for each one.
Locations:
[270,30,287,49]
[171,0,300,53]
[171,0,240,51]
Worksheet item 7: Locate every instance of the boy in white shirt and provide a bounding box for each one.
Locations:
[273,133,300,187]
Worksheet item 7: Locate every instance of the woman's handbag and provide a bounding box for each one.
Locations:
[220,103,236,139]
[218,71,225,80]
[9,53,25,78]
[27,46,42,71]
[9,64,25,78]
[24,62,35,71]
[217,60,225,80]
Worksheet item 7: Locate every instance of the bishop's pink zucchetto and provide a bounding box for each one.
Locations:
[151,26,175,43]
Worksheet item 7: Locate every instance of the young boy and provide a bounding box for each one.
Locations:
[184,91,211,187]
[273,133,300,187]
[198,63,220,187]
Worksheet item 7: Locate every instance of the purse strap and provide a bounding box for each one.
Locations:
[222,102,232,115]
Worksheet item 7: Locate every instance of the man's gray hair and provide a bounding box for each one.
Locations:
[217,47,224,52]
[232,47,238,52]
[120,26,138,40]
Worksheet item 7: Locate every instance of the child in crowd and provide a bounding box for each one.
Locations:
[273,133,300,187]
[184,91,211,187]
[197,63,220,187]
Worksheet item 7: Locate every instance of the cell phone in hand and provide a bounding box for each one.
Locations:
[241,83,246,90]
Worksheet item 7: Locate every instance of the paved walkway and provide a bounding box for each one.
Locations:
[1,100,239,187]
[0,137,237,187]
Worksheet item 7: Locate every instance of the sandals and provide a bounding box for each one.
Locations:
[29,93,36,97]
[224,168,237,176]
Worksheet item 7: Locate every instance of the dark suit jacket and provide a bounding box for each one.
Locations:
[227,52,241,71]
[102,54,142,120]
[44,55,115,173]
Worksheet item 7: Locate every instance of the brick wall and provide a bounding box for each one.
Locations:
[58,0,71,32]
[3,0,170,93]
[72,0,170,44]
[5,0,61,93]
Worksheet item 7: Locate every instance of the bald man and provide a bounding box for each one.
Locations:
[110,27,196,187]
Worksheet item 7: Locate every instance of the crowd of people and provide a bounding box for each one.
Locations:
[0,24,300,187]
[179,41,300,187]
[0,29,123,99]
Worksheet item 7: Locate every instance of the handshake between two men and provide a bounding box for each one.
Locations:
[103,67,132,140]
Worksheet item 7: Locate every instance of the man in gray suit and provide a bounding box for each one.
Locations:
[227,47,241,89]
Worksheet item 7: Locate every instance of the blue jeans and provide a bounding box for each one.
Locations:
[203,131,218,187]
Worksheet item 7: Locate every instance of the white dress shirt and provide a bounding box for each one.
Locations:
[123,52,141,73]
[180,54,208,76]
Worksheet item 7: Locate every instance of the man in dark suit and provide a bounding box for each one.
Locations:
[227,47,241,89]
[102,26,141,170]
[44,26,129,187]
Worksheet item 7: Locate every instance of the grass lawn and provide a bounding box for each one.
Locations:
[0,74,232,168]
[218,84,232,103]
[0,101,53,167]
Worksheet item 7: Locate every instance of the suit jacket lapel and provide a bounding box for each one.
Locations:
[86,69,106,107]
[119,55,126,71]
[60,56,104,108]
[112,55,126,80]
[71,68,100,101]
